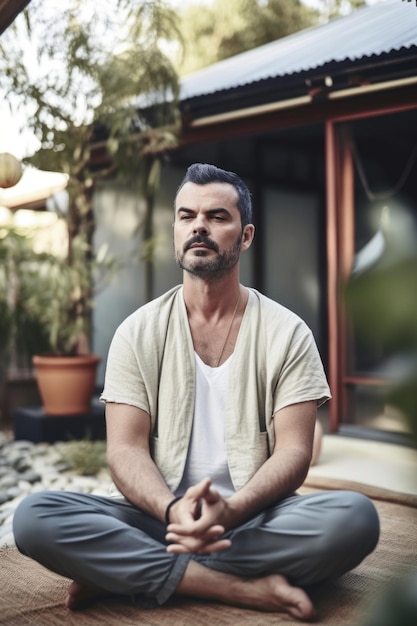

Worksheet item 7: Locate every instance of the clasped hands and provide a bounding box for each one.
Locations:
[165,477,233,555]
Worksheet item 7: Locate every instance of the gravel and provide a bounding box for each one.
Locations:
[0,432,111,548]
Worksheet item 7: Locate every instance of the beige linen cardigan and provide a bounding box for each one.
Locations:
[101,285,330,493]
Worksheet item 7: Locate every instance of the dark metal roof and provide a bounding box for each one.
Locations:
[0,0,31,35]
[180,0,417,111]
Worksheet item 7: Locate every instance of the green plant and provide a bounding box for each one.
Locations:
[0,1,182,354]
[0,226,53,368]
[346,256,417,444]
[57,437,107,477]
[28,235,121,356]
[0,215,120,361]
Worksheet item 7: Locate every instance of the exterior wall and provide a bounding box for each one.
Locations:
[264,187,321,342]
[93,181,144,384]
[93,172,180,385]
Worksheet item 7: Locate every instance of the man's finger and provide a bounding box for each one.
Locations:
[166,523,225,538]
[204,486,221,503]
[166,538,232,555]
[184,477,212,501]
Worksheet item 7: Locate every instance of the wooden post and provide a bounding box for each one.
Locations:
[325,120,340,432]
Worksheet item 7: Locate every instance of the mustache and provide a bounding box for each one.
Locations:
[183,235,219,253]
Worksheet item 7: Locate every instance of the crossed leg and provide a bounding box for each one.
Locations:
[66,560,316,621]
[14,489,378,622]
[176,560,316,620]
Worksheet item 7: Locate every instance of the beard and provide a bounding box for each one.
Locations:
[175,233,242,280]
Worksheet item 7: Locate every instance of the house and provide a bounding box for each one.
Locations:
[1,0,416,439]
[94,0,417,439]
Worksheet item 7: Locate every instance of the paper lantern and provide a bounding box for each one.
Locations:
[0,153,23,188]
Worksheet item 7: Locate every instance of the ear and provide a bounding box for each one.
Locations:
[241,224,255,251]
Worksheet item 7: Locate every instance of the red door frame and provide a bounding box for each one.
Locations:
[325,100,417,432]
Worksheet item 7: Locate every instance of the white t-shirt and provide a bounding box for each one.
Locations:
[175,353,235,497]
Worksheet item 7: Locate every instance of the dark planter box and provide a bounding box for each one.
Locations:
[0,370,41,429]
[13,401,106,443]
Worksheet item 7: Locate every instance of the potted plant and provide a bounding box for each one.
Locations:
[0,222,58,417]
[0,206,118,417]
[30,236,115,416]
[0,3,181,415]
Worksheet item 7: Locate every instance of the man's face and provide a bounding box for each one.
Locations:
[174,182,244,279]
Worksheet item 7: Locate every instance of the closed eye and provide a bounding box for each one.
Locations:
[207,209,231,221]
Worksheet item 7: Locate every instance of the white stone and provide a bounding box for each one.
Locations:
[0,530,16,548]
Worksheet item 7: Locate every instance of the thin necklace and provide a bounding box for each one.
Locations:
[216,291,241,367]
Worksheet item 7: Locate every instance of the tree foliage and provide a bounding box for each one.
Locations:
[0,0,182,228]
[175,0,367,75]
[315,0,366,23]
[175,0,317,74]
[1,0,182,172]
[0,0,182,350]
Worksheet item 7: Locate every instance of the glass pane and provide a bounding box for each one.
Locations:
[342,108,417,436]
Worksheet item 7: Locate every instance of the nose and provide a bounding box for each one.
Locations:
[192,217,208,235]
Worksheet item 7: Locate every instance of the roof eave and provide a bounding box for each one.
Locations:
[180,48,417,122]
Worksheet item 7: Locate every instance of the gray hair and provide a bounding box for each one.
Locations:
[176,163,252,228]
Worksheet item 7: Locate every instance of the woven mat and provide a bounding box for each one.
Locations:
[1,490,416,626]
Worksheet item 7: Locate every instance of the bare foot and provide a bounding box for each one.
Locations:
[177,561,316,621]
[65,580,109,611]
[235,573,316,621]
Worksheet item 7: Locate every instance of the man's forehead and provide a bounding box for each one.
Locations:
[175,181,238,208]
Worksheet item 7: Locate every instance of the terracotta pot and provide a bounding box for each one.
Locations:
[32,354,101,416]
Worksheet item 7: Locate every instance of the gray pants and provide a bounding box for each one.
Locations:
[13,489,379,608]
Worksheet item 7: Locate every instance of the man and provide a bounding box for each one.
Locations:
[13,163,379,621]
